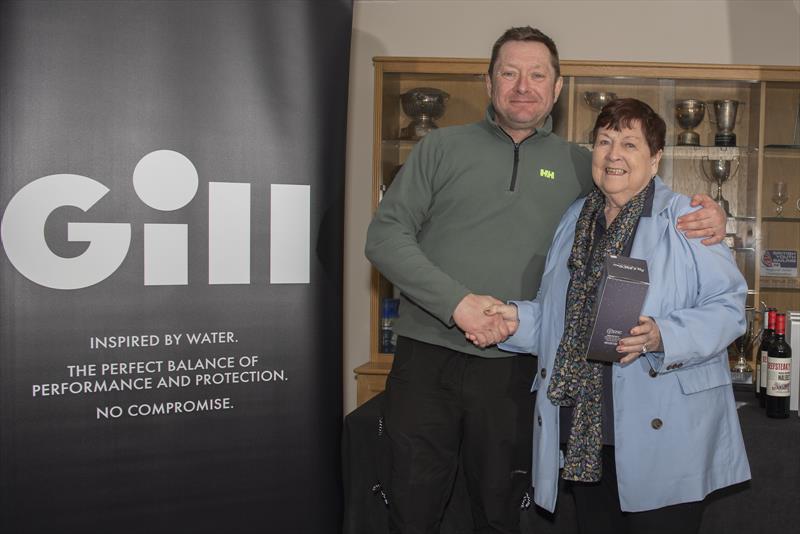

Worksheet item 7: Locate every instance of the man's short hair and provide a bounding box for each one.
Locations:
[488,26,561,78]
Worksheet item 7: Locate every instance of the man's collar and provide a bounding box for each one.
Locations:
[485,105,553,140]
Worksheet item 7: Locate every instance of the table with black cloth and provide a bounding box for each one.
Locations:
[342,386,800,534]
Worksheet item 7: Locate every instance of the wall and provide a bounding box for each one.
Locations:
[343,0,800,413]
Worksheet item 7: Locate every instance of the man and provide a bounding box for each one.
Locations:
[365,27,725,534]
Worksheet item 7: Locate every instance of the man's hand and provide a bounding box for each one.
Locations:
[676,194,726,245]
[465,303,519,348]
[453,294,511,348]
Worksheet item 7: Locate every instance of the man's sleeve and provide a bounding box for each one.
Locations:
[364,133,471,326]
[570,144,594,196]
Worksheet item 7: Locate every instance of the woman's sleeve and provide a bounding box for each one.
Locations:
[647,224,747,374]
[499,298,542,355]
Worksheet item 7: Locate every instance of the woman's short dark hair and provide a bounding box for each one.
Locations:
[593,98,666,155]
[488,26,560,78]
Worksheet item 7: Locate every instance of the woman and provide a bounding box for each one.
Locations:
[478,98,750,533]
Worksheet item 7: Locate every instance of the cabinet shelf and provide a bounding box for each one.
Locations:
[577,144,753,160]
[382,139,419,147]
[764,145,800,159]
[667,146,752,160]
[763,216,800,222]
[760,277,800,290]
[761,287,800,292]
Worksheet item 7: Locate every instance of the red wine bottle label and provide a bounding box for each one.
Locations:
[760,350,769,389]
[767,357,791,397]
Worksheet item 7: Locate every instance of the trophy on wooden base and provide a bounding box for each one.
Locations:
[700,156,740,217]
[583,91,617,142]
[400,87,449,140]
[710,99,740,147]
[675,99,705,146]
[731,307,760,384]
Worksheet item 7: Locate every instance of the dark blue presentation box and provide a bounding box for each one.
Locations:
[586,255,650,362]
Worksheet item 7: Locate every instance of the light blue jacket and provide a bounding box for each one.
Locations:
[500,177,750,513]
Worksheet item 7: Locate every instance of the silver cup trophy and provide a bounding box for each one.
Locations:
[710,99,740,147]
[675,99,705,146]
[731,307,761,384]
[700,157,740,216]
[400,87,449,140]
[583,91,617,142]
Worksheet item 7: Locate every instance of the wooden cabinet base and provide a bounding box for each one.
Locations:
[354,361,392,406]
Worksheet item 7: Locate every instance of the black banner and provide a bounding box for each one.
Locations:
[0,1,351,532]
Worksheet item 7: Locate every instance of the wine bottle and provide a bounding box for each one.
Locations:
[766,312,791,419]
[758,308,776,407]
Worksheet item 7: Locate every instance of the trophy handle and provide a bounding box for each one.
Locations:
[730,158,741,179]
[698,156,713,182]
[740,306,762,356]
[707,101,716,124]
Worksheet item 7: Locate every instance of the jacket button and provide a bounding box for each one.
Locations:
[649,368,658,378]
[540,368,546,379]
[537,415,542,426]
[651,418,663,430]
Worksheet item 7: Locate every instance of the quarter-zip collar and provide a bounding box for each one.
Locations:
[485,104,554,142]
[485,105,554,191]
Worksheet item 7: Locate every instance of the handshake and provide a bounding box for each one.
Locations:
[454,293,520,349]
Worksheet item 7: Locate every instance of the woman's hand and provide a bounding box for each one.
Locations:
[465,303,519,348]
[616,315,662,364]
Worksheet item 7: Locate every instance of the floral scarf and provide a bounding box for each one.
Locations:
[546,179,652,482]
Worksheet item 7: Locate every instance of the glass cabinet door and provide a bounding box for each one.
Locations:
[373,69,489,358]
[570,76,762,307]
[359,59,799,405]
[760,81,800,313]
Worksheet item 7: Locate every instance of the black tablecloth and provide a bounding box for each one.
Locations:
[343,387,800,534]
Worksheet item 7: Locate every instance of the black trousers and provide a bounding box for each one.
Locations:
[570,446,705,534]
[384,336,537,534]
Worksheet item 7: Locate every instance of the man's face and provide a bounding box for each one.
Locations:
[485,40,563,141]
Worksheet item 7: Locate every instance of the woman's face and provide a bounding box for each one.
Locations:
[592,122,662,203]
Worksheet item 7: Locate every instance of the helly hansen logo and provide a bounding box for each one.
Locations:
[540,169,555,180]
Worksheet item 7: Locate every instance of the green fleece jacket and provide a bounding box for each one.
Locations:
[365,107,593,357]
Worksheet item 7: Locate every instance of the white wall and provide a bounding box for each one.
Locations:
[343,0,800,414]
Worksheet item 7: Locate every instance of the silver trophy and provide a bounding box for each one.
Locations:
[731,307,761,384]
[710,99,740,147]
[400,87,449,140]
[675,99,705,146]
[700,157,740,216]
[584,91,617,142]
